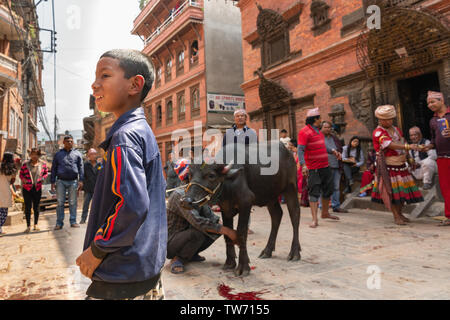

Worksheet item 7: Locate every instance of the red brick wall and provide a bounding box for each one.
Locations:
[239,0,371,143]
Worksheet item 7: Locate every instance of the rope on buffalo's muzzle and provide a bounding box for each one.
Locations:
[185,181,222,207]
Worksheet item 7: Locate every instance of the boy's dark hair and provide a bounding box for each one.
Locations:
[64,135,73,141]
[1,152,17,176]
[280,129,287,133]
[100,49,155,102]
[305,115,320,126]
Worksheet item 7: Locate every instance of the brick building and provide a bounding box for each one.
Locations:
[236,0,450,145]
[132,0,245,163]
[0,0,45,160]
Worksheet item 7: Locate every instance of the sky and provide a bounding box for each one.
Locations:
[36,0,143,140]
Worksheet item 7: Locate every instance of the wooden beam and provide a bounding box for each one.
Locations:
[165,44,174,60]
[143,23,152,34]
[152,54,163,67]
[190,23,201,41]
[160,0,171,13]
[176,34,186,51]
[150,12,161,24]
[136,31,145,43]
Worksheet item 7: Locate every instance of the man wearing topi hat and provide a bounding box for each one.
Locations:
[298,107,340,228]
[371,105,423,225]
[421,91,450,226]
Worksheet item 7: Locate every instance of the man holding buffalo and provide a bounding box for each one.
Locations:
[166,159,238,274]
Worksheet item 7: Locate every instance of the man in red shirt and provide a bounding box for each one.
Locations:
[422,91,450,226]
[298,108,340,228]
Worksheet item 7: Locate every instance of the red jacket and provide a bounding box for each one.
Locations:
[20,161,49,191]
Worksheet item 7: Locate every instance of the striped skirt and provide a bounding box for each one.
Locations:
[371,164,423,205]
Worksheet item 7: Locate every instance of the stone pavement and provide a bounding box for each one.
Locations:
[1,204,450,300]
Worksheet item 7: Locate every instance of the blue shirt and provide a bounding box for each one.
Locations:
[50,148,84,183]
[83,107,167,284]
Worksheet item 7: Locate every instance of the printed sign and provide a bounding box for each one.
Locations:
[207,93,245,113]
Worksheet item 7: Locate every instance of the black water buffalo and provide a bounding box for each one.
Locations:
[182,141,301,276]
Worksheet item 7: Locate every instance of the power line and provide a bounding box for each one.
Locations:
[46,60,91,81]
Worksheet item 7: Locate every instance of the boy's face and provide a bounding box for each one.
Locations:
[92,57,136,113]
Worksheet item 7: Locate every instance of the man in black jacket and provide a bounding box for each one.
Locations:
[80,148,102,224]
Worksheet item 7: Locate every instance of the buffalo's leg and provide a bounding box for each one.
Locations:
[235,205,252,277]
[222,212,236,270]
[285,187,301,261]
[259,201,283,259]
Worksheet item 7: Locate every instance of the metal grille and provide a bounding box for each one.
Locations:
[357,6,450,80]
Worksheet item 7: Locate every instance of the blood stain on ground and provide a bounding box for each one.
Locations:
[217,283,269,300]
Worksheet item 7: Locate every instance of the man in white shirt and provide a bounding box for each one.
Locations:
[280,129,291,149]
[408,126,437,190]
[222,109,258,147]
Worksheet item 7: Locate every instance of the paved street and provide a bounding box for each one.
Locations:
[1,204,449,300]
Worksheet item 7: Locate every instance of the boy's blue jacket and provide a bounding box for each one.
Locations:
[83,107,167,283]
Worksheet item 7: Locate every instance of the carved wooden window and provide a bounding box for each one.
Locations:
[166,99,173,125]
[190,40,199,66]
[156,103,162,127]
[310,0,331,36]
[155,66,162,88]
[147,104,153,127]
[191,86,200,118]
[257,6,290,71]
[177,91,185,121]
[165,58,172,82]
[268,36,286,66]
[177,51,184,76]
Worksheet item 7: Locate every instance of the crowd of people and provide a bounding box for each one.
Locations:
[0,48,448,301]
[0,137,102,236]
[282,90,449,227]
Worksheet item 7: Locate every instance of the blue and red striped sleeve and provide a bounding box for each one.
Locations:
[91,145,150,257]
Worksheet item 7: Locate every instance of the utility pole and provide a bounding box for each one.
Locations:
[21,72,31,160]
[52,0,57,151]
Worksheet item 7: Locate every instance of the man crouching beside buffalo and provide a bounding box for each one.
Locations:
[167,159,238,274]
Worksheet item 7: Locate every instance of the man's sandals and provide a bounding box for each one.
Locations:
[171,260,184,274]
[438,219,450,227]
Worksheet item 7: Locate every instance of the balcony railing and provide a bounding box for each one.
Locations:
[0,53,18,73]
[144,0,202,46]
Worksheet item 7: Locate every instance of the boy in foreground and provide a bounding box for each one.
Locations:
[76,49,167,300]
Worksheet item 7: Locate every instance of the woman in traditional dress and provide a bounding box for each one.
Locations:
[371,105,424,225]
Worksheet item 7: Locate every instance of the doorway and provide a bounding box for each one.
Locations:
[273,112,291,139]
[397,72,440,140]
